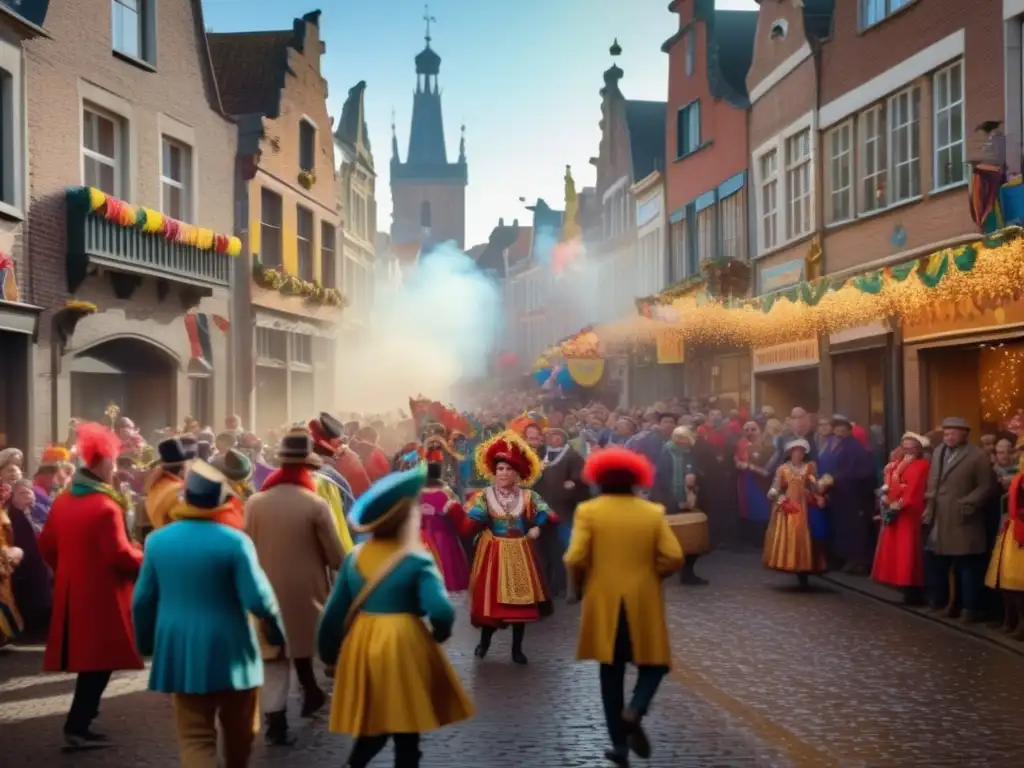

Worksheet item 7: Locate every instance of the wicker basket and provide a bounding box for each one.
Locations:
[666,511,709,556]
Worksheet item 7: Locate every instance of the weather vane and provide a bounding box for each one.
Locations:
[423,4,436,44]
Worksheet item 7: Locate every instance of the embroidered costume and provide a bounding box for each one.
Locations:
[418,448,470,592]
[318,466,474,767]
[461,430,554,665]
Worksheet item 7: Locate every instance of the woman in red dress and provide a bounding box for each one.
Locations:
[871,432,930,603]
[459,430,555,665]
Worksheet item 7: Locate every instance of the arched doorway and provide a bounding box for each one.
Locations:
[70,336,178,440]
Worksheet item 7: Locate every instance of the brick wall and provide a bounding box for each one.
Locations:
[391,180,466,251]
[23,0,236,449]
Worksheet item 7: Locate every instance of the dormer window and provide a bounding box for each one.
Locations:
[770,19,788,40]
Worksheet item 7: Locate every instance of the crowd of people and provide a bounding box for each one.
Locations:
[1,386,1023,766]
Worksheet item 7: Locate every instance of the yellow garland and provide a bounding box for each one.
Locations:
[474,429,543,488]
[599,237,1024,348]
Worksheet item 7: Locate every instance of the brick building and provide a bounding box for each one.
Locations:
[25,0,236,452]
[659,0,757,405]
[816,0,1003,438]
[0,3,48,458]
[746,0,833,417]
[209,11,344,435]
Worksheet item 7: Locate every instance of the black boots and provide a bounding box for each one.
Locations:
[264,711,295,746]
[475,625,528,663]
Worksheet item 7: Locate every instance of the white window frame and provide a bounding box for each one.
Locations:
[82,104,124,198]
[751,111,815,257]
[0,38,24,215]
[160,136,192,222]
[933,59,966,192]
[757,149,779,254]
[825,120,853,225]
[888,85,921,204]
[859,105,887,214]
[785,129,812,240]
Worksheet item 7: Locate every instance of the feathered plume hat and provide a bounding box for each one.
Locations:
[475,429,543,487]
[508,410,548,438]
[409,396,472,460]
[583,446,656,489]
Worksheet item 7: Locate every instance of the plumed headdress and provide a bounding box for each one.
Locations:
[475,429,542,487]
[583,446,655,489]
[508,411,548,437]
[76,422,122,467]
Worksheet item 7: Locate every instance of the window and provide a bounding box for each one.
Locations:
[860,0,913,28]
[933,61,965,189]
[696,206,714,263]
[860,106,887,213]
[685,30,694,76]
[296,206,314,281]
[670,220,686,283]
[82,106,122,197]
[299,119,316,171]
[420,200,431,229]
[0,54,21,210]
[785,129,811,239]
[759,149,778,251]
[826,122,852,224]
[676,101,701,158]
[888,86,920,203]
[720,190,745,261]
[351,193,367,240]
[111,0,151,63]
[321,222,336,288]
[161,137,191,221]
[259,188,283,268]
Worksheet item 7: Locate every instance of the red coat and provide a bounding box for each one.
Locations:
[335,448,371,498]
[38,488,143,672]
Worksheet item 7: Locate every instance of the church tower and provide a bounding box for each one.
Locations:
[390,10,468,252]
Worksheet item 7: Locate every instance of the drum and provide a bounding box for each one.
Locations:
[666,511,710,556]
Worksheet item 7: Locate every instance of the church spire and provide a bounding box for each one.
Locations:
[407,6,447,166]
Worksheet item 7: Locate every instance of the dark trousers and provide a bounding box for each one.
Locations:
[65,670,112,733]
[480,623,525,650]
[347,732,420,767]
[599,605,668,757]
[926,552,987,613]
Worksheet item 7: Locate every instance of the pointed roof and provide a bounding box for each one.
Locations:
[623,100,666,181]
[335,80,373,168]
[207,11,321,118]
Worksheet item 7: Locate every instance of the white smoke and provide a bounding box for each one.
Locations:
[334,242,502,413]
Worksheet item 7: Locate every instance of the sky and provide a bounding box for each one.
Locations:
[202,0,759,248]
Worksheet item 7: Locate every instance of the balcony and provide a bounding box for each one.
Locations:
[65,187,236,300]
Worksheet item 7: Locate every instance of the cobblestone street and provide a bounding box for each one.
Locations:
[2,551,1022,767]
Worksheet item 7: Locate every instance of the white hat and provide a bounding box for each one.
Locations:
[784,438,810,456]
[901,431,930,449]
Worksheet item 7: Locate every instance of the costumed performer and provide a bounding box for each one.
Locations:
[461,429,554,664]
[39,422,143,748]
[32,445,73,528]
[144,437,195,535]
[0,486,25,648]
[565,447,683,767]
[318,465,475,768]
[762,438,829,589]
[872,433,929,602]
[420,421,465,495]
[418,444,470,592]
[132,461,285,765]
[307,413,357,552]
[986,448,1024,639]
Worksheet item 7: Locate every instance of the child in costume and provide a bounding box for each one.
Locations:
[318,465,474,768]
[418,447,470,592]
[460,430,555,664]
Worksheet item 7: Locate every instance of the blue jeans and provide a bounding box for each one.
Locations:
[926,552,987,613]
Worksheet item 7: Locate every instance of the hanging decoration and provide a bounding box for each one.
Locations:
[609,229,1024,348]
[251,255,347,308]
[68,187,243,256]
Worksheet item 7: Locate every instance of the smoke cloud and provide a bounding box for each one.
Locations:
[334,242,502,414]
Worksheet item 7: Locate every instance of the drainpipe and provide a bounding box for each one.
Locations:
[809,32,833,417]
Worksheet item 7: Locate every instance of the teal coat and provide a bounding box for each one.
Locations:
[132,519,283,694]
[316,547,454,666]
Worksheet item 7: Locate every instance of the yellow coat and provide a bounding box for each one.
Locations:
[145,473,183,530]
[316,474,354,553]
[564,495,683,666]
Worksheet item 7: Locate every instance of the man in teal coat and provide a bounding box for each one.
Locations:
[132,460,285,764]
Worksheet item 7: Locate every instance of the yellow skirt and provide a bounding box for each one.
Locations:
[329,613,475,737]
[985,521,1024,591]
[762,503,826,574]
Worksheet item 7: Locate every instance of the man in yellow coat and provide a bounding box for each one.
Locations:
[565,446,683,767]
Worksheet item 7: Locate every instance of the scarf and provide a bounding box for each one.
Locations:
[261,464,318,493]
[665,442,692,503]
[69,468,129,511]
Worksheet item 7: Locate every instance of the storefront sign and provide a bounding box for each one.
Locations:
[829,321,889,346]
[759,258,805,293]
[636,195,662,228]
[753,337,819,373]
[903,297,1024,341]
[655,329,685,364]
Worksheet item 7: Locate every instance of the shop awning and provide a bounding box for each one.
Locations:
[0,299,41,340]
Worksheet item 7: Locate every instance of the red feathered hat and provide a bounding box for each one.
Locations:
[583,446,655,489]
[476,430,542,487]
[76,421,122,468]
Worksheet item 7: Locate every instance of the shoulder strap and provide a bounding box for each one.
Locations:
[342,543,414,635]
